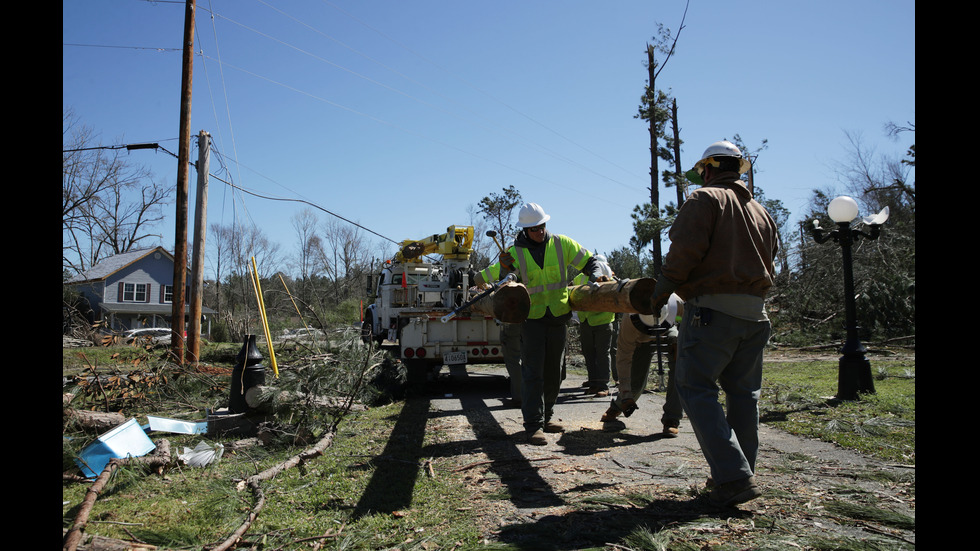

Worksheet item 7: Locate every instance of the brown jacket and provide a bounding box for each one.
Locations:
[661,172,779,300]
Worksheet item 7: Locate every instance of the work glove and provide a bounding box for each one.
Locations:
[499,251,516,270]
[471,270,486,288]
[651,276,679,312]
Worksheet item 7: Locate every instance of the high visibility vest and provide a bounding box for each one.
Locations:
[571,273,615,325]
[478,261,508,285]
[512,234,591,319]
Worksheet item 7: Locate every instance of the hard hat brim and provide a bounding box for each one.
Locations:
[517,213,550,228]
[692,156,751,176]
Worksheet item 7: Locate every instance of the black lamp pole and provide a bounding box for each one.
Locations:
[809,199,886,400]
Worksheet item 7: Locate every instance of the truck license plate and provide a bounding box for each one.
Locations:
[443,351,467,365]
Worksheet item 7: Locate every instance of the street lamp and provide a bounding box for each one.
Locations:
[809,196,889,401]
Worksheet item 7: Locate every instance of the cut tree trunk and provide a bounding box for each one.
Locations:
[64,409,126,432]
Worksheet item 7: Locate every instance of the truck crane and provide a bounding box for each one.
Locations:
[361,225,509,385]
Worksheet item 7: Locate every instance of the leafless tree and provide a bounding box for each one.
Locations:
[321,217,370,302]
[211,221,282,328]
[63,109,173,275]
[291,208,327,285]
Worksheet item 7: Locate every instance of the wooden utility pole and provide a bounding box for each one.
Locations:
[170,0,196,365]
[187,130,210,362]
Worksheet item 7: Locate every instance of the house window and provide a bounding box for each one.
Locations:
[122,283,148,302]
[163,285,174,303]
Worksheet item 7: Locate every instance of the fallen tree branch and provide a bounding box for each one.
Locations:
[64,441,172,551]
[61,528,157,550]
[64,409,126,432]
[208,431,337,551]
[208,348,380,550]
[244,385,365,413]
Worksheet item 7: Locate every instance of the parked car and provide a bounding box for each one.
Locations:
[280,328,326,342]
[123,327,172,344]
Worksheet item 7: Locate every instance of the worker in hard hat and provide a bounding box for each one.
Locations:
[571,257,616,398]
[651,140,780,508]
[476,202,610,446]
[601,294,684,438]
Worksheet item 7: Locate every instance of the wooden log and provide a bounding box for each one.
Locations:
[62,528,158,550]
[469,281,530,323]
[64,409,126,432]
[568,278,658,314]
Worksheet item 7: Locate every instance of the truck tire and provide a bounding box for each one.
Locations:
[360,317,373,344]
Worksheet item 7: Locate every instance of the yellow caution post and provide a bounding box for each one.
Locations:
[250,257,279,378]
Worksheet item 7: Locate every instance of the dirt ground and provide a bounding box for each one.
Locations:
[413,350,915,549]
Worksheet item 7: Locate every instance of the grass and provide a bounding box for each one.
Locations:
[63,339,914,549]
[63,404,484,549]
[759,355,915,464]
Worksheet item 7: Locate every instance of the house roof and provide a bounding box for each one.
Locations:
[68,247,176,284]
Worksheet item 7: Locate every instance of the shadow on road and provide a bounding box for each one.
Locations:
[350,365,741,549]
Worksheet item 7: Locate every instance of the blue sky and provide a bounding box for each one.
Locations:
[63,0,915,275]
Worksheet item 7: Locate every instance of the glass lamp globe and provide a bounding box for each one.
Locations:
[828,196,859,223]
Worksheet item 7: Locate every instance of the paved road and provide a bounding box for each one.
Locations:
[413,362,914,547]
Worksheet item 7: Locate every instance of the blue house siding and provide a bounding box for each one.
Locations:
[106,250,176,304]
[67,247,214,333]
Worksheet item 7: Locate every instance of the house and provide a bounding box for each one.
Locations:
[66,246,215,334]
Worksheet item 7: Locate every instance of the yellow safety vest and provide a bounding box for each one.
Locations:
[511,234,591,319]
[571,273,615,325]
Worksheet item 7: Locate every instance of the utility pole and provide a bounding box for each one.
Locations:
[170,0,196,365]
[187,130,210,362]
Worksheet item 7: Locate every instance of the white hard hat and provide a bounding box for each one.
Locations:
[517,202,551,228]
[693,140,751,176]
[594,254,614,277]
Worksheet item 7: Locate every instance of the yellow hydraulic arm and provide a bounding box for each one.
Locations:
[396,225,474,262]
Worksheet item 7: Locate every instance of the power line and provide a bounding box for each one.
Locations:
[206,169,398,246]
[62,42,181,52]
[64,139,397,245]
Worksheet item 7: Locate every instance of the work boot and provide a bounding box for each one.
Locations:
[662,424,679,438]
[543,421,565,433]
[600,404,621,423]
[708,476,762,508]
[525,429,547,446]
[600,397,637,422]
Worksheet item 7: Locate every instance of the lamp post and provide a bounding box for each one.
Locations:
[809,196,889,401]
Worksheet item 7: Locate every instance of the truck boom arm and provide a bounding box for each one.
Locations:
[397,225,475,262]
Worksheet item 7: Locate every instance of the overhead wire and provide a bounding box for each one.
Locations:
[198,0,252,261]
[320,0,648,185]
[204,149,399,245]
[257,0,645,192]
[194,2,641,209]
[68,3,647,251]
